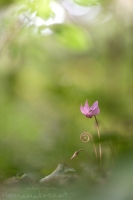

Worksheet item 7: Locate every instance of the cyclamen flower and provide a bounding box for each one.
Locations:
[80,100,100,118]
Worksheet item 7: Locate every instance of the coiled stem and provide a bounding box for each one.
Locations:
[80,132,98,158]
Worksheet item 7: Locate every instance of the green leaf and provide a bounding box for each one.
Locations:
[51,24,92,51]
[26,0,54,20]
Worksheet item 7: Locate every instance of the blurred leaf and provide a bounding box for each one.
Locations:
[26,0,54,19]
[16,6,30,16]
[40,163,75,185]
[0,0,16,7]
[74,0,109,6]
[51,24,92,51]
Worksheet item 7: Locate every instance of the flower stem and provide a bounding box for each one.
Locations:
[78,149,90,160]
[70,149,90,160]
[94,116,102,164]
[88,133,98,159]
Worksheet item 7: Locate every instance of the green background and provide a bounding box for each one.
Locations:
[0,0,133,199]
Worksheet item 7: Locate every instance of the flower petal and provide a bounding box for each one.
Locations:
[84,100,90,112]
[92,107,100,116]
[91,101,98,110]
[80,105,86,115]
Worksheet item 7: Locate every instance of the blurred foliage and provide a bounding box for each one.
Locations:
[0,0,15,7]
[74,0,107,6]
[50,24,90,51]
[0,0,133,199]
[25,0,54,19]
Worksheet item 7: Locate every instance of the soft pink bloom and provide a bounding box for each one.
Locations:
[80,100,100,118]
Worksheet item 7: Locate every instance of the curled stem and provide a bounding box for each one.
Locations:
[94,115,102,164]
[80,132,98,158]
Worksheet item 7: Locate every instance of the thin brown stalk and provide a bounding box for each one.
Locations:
[71,149,90,160]
[85,132,98,158]
[94,116,102,164]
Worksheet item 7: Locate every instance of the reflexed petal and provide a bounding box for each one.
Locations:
[80,105,86,115]
[84,100,90,111]
[92,107,100,116]
[91,101,98,110]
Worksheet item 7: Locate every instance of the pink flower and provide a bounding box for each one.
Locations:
[80,100,100,118]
